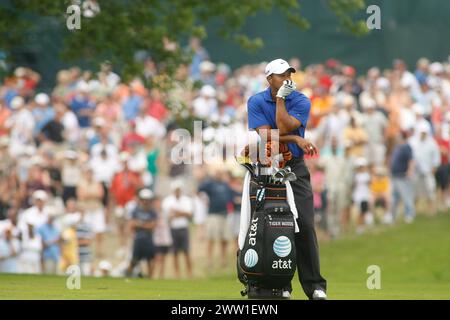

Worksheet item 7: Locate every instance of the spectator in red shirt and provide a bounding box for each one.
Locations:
[434,126,450,210]
[146,88,168,122]
[109,152,143,250]
[121,120,145,152]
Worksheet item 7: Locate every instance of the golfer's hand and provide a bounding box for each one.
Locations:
[276,80,296,99]
[296,137,318,156]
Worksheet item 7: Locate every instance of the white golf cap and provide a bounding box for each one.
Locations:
[64,150,78,160]
[0,136,9,147]
[138,188,154,200]
[10,96,25,109]
[355,157,368,167]
[361,96,376,110]
[200,85,216,98]
[265,58,296,77]
[14,67,26,77]
[418,123,429,134]
[199,61,216,73]
[98,260,112,271]
[33,190,48,201]
[35,93,50,105]
[93,117,106,127]
[170,180,183,192]
[77,82,90,93]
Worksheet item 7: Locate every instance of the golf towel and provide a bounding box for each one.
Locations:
[238,172,300,250]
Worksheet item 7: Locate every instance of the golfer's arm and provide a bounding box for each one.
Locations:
[275,97,301,135]
[255,125,300,144]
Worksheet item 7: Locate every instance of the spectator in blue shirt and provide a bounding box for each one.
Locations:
[70,85,95,128]
[37,211,61,274]
[122,89,143,121]
[385,129,416,224]
[198,168,233,269]
[32,93,55,137]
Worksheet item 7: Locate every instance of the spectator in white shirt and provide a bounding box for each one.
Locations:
[6,96,36,158]
[162,181,193,278]
[361,97,387,166]
[192,85,218,120]
[0,225,21,273]
[19,190,50,233]
[19,216,43,274]
[410,125,441,214]
[135,105,166,140]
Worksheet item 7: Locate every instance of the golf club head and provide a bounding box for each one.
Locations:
[282,172,297,184]
[273,168,285,179]
[241,163,255,178]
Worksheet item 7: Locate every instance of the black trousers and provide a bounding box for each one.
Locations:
[286,157,327,298]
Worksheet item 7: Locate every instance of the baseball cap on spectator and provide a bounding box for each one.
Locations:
[170,180,183,192]
[374,166,387,176]
[35,93,50,105]
[119,151,130,162]
[14,67,26,78]
[430,62,444,75]
[355,157,368,167]
[200,85,216,98]
[217,63,231,75]
[46,207,61,220]
[77,82,90,93]
[93,117,106,127]
[417,58,430,69]
[412,103,425,115]
[10,96,25,109]
[342,66,356,77]
[265,59,296,77]
[29,156,44,167]
[0,136,9,148]
[361,96,376,110]
[138,188,154,200]
[64,150,78,160]
[342,94,355,108]
[200,61,216,73]
[99,260,112,272]
[33,190,48,201]
[326,59,340,69]
[418,122,429,134]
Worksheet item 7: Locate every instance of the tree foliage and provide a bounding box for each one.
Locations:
[0,0,368,80]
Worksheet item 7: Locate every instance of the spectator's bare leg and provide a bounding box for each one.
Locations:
[184,252,193,278]
[173,252,180,278]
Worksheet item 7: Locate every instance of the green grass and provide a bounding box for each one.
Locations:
[1,213,450,300]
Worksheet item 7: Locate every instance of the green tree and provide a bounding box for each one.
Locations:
[0,0,368,80]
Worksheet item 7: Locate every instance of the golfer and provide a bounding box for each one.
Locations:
[247,58,327,300]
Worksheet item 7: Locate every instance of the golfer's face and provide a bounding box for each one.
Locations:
[269,71,292,90]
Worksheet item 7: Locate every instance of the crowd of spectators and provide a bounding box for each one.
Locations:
[1,38,449,277]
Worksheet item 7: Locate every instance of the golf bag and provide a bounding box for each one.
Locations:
[237,176,297,299]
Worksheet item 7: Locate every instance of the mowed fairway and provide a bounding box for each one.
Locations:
[1,213,449,300]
